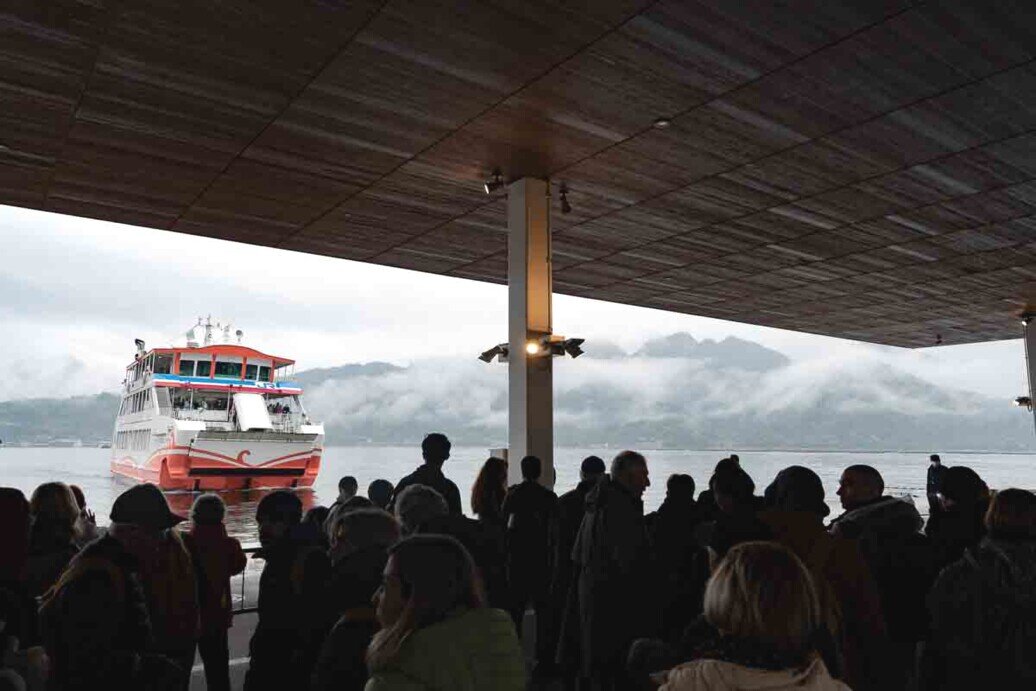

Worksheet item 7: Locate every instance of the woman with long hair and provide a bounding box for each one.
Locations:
[470,456,508,525]
[659,541,849,691]
[366,534,524,690]
[26,481,81,596]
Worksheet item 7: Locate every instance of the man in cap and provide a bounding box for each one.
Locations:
[40,483,186,691]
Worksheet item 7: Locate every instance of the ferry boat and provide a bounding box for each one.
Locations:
[110,319,324,490]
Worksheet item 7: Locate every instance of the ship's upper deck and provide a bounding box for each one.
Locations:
[125,345,301,396]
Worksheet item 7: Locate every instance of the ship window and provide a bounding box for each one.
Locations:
[196,360,211,377]
[154,355,172,374]
[245,364,258,380]
[214,361,242,379]
[179,360,195,377]
[258,366,271,382]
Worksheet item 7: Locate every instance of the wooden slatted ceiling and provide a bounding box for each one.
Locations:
[3,0,1036,347]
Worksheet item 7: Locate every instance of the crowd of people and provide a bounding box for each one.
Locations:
[2,440,1036,690]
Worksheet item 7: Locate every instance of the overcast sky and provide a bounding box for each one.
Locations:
[0,204,1026,403]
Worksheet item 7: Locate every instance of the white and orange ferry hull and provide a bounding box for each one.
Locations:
[111,443,322,491]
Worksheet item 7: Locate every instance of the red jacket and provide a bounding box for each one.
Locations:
[186,524,247,631]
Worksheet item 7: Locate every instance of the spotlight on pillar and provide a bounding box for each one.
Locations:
[1015,396,1032,410]
[483,169,504,194]
[559,184,572,214]
[525,341,541,355]
[478,344,509,363]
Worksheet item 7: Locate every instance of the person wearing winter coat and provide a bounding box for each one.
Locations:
[920,488,1036,690]
[925,466,989,571]
[184,494,246,691]
[39,483,183,691]
[311,509,400,691]
[647,474,705,640]
[365,534,524,691]
[829,465,937,688]
[761,466,886,691]
[658,541,849,691]
[560,451,656,690]
[25,483,81,598]
[245,490,332,691]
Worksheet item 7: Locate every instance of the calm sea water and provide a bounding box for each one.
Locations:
[3,446,1035,547]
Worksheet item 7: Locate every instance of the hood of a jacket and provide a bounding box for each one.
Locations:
[584,477,642,516]
[379,607,525,690]
[832,496,922,539]
[963,538,1036,595]
[664,656,848,691]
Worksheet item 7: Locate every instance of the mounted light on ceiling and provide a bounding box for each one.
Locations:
[483,169,504,194]
[1015,396,1032,410]
[559,184,572,214]
[478,335,585,363]
[653,117,672,129]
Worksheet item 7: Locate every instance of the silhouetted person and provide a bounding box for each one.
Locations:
[26,482,81,597]
[925,466,990,571]
[921,488,1036,690]
[185,494,246,691]
[695,457,743,523]
[40,483,182,690]
[926,454,946,518]
[395,484,508,609]
[367,479,394,510]
[761,467,885,691]
[695,462,767,566]
[647,474,703,640]
[501,455,559,669]
[392,433,462,515]
[829,465,934,688]
[471,456,509,526]
[657,542,849,691]
[0,488,44,688]
[312,509,400,691]
[365,535,525,690]
[553,455,605,678]
[245,490,331,691]
[302,505,331,549]
[561,450,655,690]
[331,476,371,514]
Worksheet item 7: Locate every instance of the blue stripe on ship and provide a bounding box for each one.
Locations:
[153,374,301,390]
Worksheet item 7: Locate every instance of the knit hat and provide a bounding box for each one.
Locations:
[110,483,184,530]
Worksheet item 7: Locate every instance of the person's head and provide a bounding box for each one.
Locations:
[255,490,303,548]
[711,462,755,514]
[729,454,740,466]
[985,489,1036,540]
[328,508,400,559]
[704,541,820,666]
[109,483,185,537]
[470,457,508,517]
[940,466,989,510]
[580,455,606,483]
[338,476,358,501]
[421,433,451,466]
[611,450,650,497]
[394,484,448,534]
[369,534,484,668]
[930,454,941,466]
[368,479,394,510]
[765,466,829,518]
[520,455,542,482]
[190,493,226,526]
[303,505,331,539]
[837,465,884,510]
[0,488,30,583]
[69,485,87,511]
[29,482,80,539]
[666,474,696,503]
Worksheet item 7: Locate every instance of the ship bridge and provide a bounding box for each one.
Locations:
[5,1,1036,479]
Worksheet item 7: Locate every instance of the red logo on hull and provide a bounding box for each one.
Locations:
[236,450,251,465]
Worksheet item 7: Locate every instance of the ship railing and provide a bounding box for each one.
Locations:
[232,546,263,615]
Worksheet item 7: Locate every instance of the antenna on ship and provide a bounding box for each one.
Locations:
[222,323,232,343]
[236,329,244,344]
[186,317,201,348]
[203,316,214,346]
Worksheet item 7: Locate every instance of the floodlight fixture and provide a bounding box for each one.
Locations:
[526,341,541,355]
[483,169,504,194]
[479,344,508,363]
[1015,396,1032,410]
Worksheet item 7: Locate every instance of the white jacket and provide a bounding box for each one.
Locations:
[660,656,851,691]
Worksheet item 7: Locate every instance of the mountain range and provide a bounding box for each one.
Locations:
[1,333,1031,451]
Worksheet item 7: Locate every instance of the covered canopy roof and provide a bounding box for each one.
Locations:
[3,1,1036,347]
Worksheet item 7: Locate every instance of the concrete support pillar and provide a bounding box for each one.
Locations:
[1024,316,1036,436]
[508,177,554,487]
